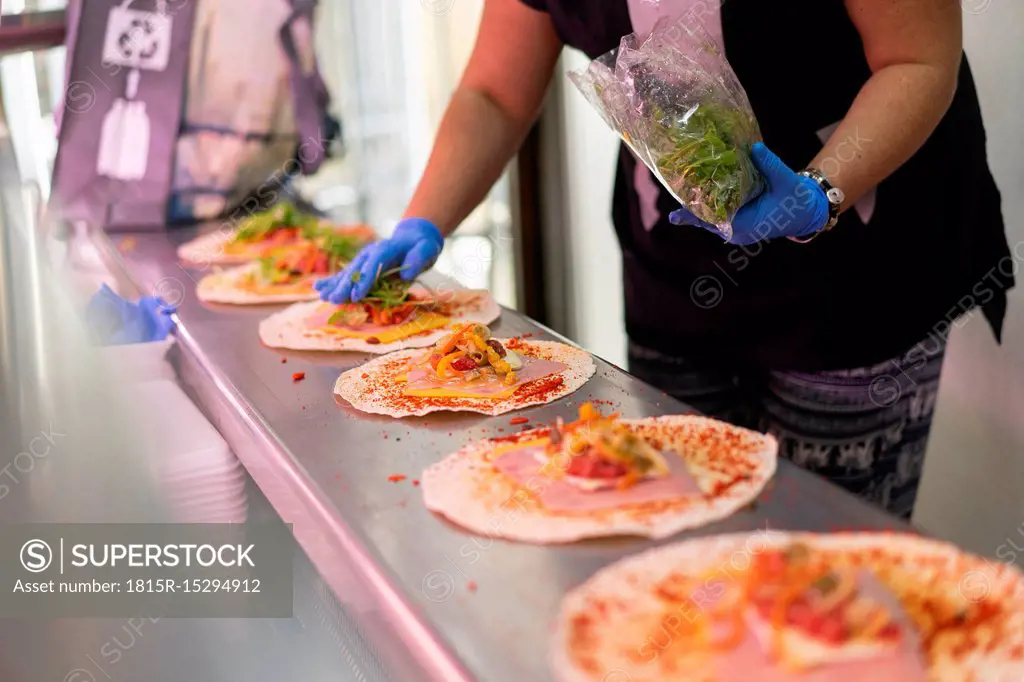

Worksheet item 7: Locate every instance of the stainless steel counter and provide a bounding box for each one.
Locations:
[109,228,909,682]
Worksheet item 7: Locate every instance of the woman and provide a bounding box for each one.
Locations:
[317,0,1013,519]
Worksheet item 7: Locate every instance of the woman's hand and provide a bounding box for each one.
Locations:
[316,0,561,305]
[315,218,444,303]
[668,142,829,245]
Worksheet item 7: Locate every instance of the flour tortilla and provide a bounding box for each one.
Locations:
[258,288,501,354]
[422,416,776,543]
[334,339,596,417]
[196,263,319,305]
[178,223,376,265]
[178,229,244,265]
[551,532,1024,682]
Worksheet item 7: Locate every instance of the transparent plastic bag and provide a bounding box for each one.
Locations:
[570,17,763,239]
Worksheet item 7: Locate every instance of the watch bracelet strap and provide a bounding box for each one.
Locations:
[800,168,842,232]
[785,169,841,244]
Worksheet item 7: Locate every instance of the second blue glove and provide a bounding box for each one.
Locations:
[315,217,444,303]
[86,284,177,345]
[669,142,830,246]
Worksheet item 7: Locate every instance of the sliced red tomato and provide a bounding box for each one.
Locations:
[449,356,478,372]
[815,614,849,644]
[311,253,329,274]
[753,551,788,576]
[754,597,853,645]
[877,622,900,640]
[566,454,628,479]
[368,303,416,326]
[268,227,297,244]
[784,601,815,628]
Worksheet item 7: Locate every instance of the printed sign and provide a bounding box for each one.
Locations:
[100,6,173,72]
[0,523,294,617]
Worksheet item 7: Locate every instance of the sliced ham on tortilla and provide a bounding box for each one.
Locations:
[488,442,704,513]
[334,338,595,417]
[421,414,776,543]
[258,288,500,354]
[178,223,375,265]
[551,532,1024,682]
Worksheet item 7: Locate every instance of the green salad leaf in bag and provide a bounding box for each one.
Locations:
[570,17,764,239]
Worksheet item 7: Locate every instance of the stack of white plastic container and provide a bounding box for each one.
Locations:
[125,372,247,520]
[69,229,246,523]
[105,337,248,524]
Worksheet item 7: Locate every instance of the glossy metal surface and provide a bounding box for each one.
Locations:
[0,108,391,682]
[111,228,910,682]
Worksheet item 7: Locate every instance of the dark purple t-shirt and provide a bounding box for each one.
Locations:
[521,0,1011,370]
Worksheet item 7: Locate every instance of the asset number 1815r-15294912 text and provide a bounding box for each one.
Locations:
[126,579,261,593]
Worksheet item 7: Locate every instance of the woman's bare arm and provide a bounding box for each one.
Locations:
[811,0,963,207]
[403,0,563,235]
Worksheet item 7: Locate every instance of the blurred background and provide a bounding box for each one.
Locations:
[1,0,1021,623]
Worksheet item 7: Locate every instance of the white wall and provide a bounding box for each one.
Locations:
[913,4,1024,554]
[557,51,627,368]
[557,9,1024,552]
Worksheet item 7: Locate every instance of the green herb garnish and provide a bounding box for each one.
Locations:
[326,269,428,326]
[361,268,415,308]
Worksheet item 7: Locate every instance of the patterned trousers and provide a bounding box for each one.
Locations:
[628,335,947,519]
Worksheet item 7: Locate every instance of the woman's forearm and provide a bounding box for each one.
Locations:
[816,0,963,209]
[403,87,532,236]
[811,61,959,208]
[401,0,562,236]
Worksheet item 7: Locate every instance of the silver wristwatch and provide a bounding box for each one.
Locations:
[789,168,845,243]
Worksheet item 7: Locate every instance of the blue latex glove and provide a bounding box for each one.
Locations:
[668,142,830,246]
[86,284,177,345]
[315,217,444,303]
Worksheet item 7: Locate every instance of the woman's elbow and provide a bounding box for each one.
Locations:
[937,52,962,108]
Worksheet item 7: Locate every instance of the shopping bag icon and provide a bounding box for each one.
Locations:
[101,4,173,72]
[95,1,168,181]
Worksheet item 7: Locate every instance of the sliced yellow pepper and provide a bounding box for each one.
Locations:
[503,370,517,386]
[485,346,512,375]
[436,351,465,379]
[469,333,489,352]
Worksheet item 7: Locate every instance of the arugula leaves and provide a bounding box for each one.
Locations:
[651,100,761,226]
[325,270,423,326]
[351,268,415,309]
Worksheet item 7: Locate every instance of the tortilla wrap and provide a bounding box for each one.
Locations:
[551,532,1024,682]
[178,223,376,265]
[196,263,320,305]
[334,339,596,417]
[258,288,501,354]
[422,416,776,543]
